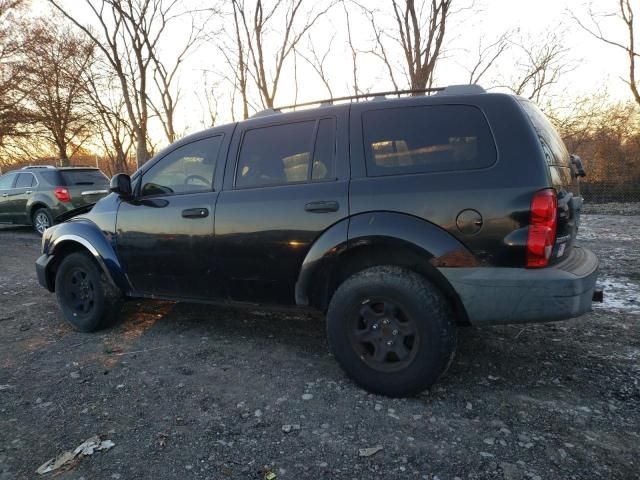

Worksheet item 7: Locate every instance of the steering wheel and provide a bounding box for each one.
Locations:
[184,174,209,186]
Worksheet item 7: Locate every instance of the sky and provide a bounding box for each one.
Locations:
[31,0,634,147]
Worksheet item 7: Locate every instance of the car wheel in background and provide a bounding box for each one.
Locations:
[32,208,53,235]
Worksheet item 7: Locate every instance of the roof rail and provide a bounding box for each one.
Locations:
[435,84,486,96]
[251,84,486,117]
[276,87,444,112]
[21,165,56,170]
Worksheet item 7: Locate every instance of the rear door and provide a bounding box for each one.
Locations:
[0,173,17,223]
[518,100,580,261]
[116,133,229,299]
[214,107,349,305]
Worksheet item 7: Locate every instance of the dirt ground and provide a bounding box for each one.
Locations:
[0,211,638,480]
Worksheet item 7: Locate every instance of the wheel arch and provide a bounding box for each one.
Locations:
[43,221,130,295]
[28,202,51,224]
[296,211,475,325]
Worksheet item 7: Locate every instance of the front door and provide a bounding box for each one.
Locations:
[214,109,349,305]
[116,134,225,299]
[0,173,17,223]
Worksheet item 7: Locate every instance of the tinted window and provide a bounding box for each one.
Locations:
[312,118,336,180]
[15,173,35,188]
[141,135,222,197]
[518,100,570,168]
[0,173,16,189]
[236,119,337,187]
[362,105,496,176]
[39,171,62,186]
[60,169,109,186]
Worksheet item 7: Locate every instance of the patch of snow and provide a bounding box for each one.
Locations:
[594,277,640,314]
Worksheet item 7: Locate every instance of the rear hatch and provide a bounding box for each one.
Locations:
[59,169,110,207]
[518,100,582,264]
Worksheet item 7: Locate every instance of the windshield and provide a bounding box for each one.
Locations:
[60,169,108,186]
[518,99,570,168]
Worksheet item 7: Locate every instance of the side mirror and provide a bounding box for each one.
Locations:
[109,173,132,197]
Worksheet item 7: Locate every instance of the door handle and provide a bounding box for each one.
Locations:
[1,193,7,197]
[181,208,209,219]
[304,200,339,213]
[25,190,32,194]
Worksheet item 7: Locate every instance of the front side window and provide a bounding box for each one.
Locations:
[0,173,16,190]
[363,105,497,176]
[140,136,223,197]
[236,118,336,188]
[15,173,35,188]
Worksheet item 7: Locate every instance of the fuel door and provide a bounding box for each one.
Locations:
[456,209,483,235]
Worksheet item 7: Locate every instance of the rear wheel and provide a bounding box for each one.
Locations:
[55,252,122,332]
[326,266,456,397]
[32,208,53,235]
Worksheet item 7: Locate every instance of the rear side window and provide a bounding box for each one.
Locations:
[518,100,570,168]
[236,118,336,188]
[15,173,35,188]
[362,105,496,176]
[60,169,109,186]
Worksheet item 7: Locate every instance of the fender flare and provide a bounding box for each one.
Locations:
[44,219,131,294]
[295,211,477,311]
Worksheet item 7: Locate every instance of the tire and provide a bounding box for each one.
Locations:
[326,266,456,397]
[54,252,123,332]
[32,207,53,235]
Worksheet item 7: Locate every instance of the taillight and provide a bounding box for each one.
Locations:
[54,187,71,202]
[527,188,557,268]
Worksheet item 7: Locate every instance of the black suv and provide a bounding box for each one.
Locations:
[35,85,599,397]
[0,166,109,234]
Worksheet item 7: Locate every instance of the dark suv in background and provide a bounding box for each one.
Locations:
[0,166,109,234]
[35,85,600,397]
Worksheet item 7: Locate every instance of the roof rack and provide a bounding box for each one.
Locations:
[21,165,56,170]
[252,84,486,117]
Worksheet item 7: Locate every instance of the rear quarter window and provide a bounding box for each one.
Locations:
[60,169,109,186]
[518,100,570,168]
[362,104,497,177]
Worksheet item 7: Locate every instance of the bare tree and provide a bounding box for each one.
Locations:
[83,64,134,174]
[296,38,335,97]
[506,32,571,104]
[147,11,209,143]
[0,0,29,148]
[342,1,361,95]
[350,0,457,92]
[465,32,511,84]
[574,0,639,106]
[229,0,335,110]
[21,22,96,165]
[47,0,184,167]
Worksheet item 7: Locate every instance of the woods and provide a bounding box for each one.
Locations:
[0,0,638,200]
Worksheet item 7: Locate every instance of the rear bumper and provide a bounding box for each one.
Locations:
[36,254,55,292]
[440,246,599,326]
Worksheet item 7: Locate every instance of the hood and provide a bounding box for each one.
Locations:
[55,203,96,223]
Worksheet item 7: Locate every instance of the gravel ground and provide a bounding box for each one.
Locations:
[0,214,638,480]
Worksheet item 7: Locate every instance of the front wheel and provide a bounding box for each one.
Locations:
[55,252,123,332]
[326,266,456,397]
